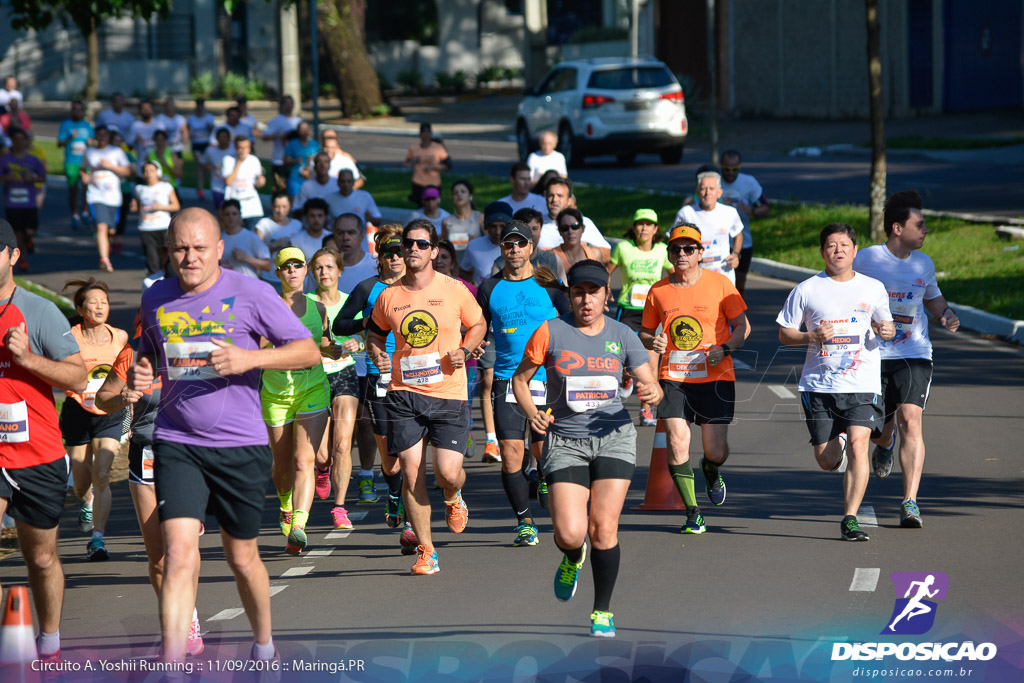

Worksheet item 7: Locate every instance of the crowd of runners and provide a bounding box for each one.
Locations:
[0,83,961,660]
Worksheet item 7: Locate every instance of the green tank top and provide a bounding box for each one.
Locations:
[307,292,355,374]
[146,148,178,188]
[261,296,328,396]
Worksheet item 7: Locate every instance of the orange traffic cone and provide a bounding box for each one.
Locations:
[366,222,378,257]
[637,420,686,510]
[0,585,37,664]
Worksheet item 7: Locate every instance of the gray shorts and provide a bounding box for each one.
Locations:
[542,422,636,486]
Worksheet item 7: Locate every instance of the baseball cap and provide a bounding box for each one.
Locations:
[274,247,307,269]
[633,208,658,224]
[484,201,513,226]
[421,186,441,200]
[380,234,402,252]
[668,224,703,244]
[0,219,16,252]
[500,220,532,243]
[567,260,609,288]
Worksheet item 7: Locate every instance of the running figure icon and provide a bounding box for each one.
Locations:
[887,574,939,632]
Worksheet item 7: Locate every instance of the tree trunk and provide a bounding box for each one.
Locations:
[865,0,886,243]
[81,15,99,105]
[318,0,383,118]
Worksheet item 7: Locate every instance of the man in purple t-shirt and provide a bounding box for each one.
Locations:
[0,128,46,271]
[129,207,320,664]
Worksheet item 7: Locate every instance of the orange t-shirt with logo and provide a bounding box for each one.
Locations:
[370,273,482,401]
[641,270,747,383]
[67,323,128,414]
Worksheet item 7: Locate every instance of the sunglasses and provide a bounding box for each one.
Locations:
[278,261,305,271]
[669,244,701,256]
[558,222,583,232]
[382,249,403,258]
[501,238,530,249]
[402,238,433,251]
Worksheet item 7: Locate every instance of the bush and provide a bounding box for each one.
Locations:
[220,72,247,100]
[321,82,336,98]
[501,66,522,81]
[243,78,266,102]
[396,67,423,91]
[373,103,392,117]
[435,70,469,92]
[189,72,215,100]
[475,65,504,88]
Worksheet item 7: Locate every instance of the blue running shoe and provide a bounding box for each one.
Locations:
[590,610,615,637]
[681,506,706,534]
[553,542,587,602]
[700,457,726,506]
[87,537,109,561]
[512,522,539,547]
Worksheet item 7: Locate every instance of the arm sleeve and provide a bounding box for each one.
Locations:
[523,320,550,366]
[331,279,374,337]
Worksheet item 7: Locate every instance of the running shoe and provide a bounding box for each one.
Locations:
[482,440,501,463]
[681,506,706,534]
[445,490,468,533]
[400,523,419,555]
[590,610,616,638]
[249,643,282,683]
[899,499,923,528]
[186,612,205,656]
[411,544,440,575]
[71,214,81,231]
[286,525,307,554]
[87,536,109,561]
[526,468,539,499]
[639,406,657,427]
[279,509,292,537]
[357,475,379,504]
[700,457,727,506]
[464,435,474,458]
[553,542,586,602]
[36,647,60,665]
[78,504,94,533]
[831,433,849,472]
[384,494,403,528]
[538,480,549,509]
[314,466,331,499]
[620,377,634,398]
[330,506,353,530]
[513,522,539,547]
[99,258,114,273]
[871,436,895,478]
[840,516,870,541]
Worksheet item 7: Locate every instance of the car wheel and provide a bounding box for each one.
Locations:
[559,123,583,168]
[616,152,637,165]
[660,145,684,165]
[516,120,531,161]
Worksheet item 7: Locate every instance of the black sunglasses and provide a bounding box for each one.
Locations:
[558,222,583,232]
[501,238,530,249]
[402,238,433,251]
[669,244,701,256]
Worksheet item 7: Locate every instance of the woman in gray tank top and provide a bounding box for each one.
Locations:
[441,179,483,252]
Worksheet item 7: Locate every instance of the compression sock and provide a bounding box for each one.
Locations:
[500,469,532,523]
[382,468,402,497]
[277,489,293,512]
[668,463,698,509]
[556,541,585,565]
[291,509,309,529]
[591,544,621,613]
[702,457,720,480]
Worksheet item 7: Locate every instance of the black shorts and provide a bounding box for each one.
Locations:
[615,307,646,333]
[736,246,753,274]
[127,440,155,486]
[879,358,933,420]
[59,397,125,446]
[327,365,359,401]
[153,440,273,539]
[192,142,210,156]
[800,392,884,446]
[490,378,545,443]
[478,331,496,370]
[5,207,39,232]
[361,373,390,436]
[385,390,470,456]
[0,456,70,529]
[657,380,735,425]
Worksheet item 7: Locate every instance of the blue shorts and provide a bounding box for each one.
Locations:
[89,203,121,228]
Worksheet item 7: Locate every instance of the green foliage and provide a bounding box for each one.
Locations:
[8,0,172,35]
[373,103,392,117]
[475,65,504,88]
[502,66,523,81]
[220,72,247,100]
[396,68,423,91]
[243,77,266,102]
[189,72,216,100]
[435,70,469,92]
[567,26,628,44]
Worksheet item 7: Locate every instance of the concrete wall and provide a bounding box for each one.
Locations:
[246,0,280,87]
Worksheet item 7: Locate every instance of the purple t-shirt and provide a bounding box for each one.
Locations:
[0,153,46,208]
[139,268,312,447]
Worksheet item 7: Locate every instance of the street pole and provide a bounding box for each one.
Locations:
[310,0,320,139]
[706,0,718,163]
[630,0,639,58]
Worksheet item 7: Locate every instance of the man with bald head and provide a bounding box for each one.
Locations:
[128,207,321,663]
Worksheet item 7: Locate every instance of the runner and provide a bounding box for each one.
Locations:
[128,100,161,175]
[639,223,750,533]
[674,171,744,285]
[128,207,321,663]
[132,159,180,276]
[409,186,450,233]
[551,208,598,273]
[145,129,183,189]
[261,95,302,191]
[200,127,233,209]
[265,247,331,554]
[255,191,303,284]
[404,123,449,207]
[776,222,895,542]
[0,128,46,272]
[608,208,671,427]
[440,179,483,253]
[477,220,569,547]
[59,278,129,560]
[222,136,266,230]
[293,151,334,213]
[308,247,363,529]
[853,190,960,528]
[187,97,216,200]
[80,126,131,273]
[155,97,188,158]
[513,259,662,637]
[367,219,486,574]
[219,199,271,279]
[284,122,320,202]
[109,128,135,255]
[56,100,94,230]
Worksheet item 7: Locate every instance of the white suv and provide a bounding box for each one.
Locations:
[515,57,688,167]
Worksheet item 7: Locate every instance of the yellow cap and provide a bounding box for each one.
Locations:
[274,247,307,268]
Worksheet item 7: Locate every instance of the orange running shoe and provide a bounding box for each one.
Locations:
[445,490,468,534]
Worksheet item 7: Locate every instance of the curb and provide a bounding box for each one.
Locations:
[750,257,1024,345]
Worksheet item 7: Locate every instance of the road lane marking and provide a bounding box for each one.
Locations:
[349,510,368,521]
[326,529,352,540]
[858,505,877,527]
[269,584,289,597]
[209,608,246,621]
[768,385,796,399]
[849,568,881,592]
[281,566,314,578]
[733,358,752,370]
[305,549,333,557]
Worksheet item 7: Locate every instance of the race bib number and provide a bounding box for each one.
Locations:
[667,349,708,379]
[71,141,87,156]
[81,376,106,409]
[449,232,470,250]
[399,353,442,386]
[96,171,118,195]
[564,375,618,413]
[141,445,155,481]
[820,324,859,357]
[375,372,391,398]
[233,177,255,196]
[140,209,162,227]
[890,300,915,335]
[321,356,349,374]
[163,341,221,381]
[629,283,652,308]
[0,401,29,444]
[506,379,547,405]
[8,187,29,204]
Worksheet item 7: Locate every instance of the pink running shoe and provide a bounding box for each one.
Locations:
[314,466,331,500]
[400,523,419,555]
[187,612,204,656]
[330,506,353,530]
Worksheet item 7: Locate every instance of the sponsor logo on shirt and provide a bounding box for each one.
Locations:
[669,315,703,351]
[400,310,438,348]
[605,341,621,354]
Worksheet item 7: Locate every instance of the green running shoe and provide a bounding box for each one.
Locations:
[681,506,706,534]
[512,522,539,547]
[385,494,404,528]
[78,505,94,533]
[553,542,587,602]
[899,499,923,528]
[357,476,379,504]
[590,610,615,638]
[841,516,869,541]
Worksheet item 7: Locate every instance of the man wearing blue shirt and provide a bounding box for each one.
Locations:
[57,101,95,230]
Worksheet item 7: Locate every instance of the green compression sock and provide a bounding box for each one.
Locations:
[668,463,698,509]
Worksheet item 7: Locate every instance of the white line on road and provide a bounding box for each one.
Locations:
[269,584,289,597]
[305,549,333,557]
[208,608,246,621]
[281,566,314,578]
[768,385,796,399]
[849,568,881,592]
[858,505,878,527]
[349,510,368,521]
[325,529,352,540]
[733,358,752,370]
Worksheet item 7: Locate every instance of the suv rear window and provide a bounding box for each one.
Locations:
[587,67,676,90]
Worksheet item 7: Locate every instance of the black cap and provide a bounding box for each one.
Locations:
[0,219,16,252]
[484,201,513,226]
[567,259,609,288]
[500,220,532,243]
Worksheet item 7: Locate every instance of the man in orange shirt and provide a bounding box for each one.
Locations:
[404,123,450,207]
[367,218,486,575]
[639,223,750,534]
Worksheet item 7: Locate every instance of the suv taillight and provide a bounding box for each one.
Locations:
[582,94,615,108]
[659,91,684,103]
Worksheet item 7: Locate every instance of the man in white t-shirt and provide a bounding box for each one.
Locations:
[499,161,546,215]
[129,100,163,174]
[218,199,270,279]
[309,131,363,186]
[536,176,610,262]
[325,169,381,225]
[262,95,302,189]
[221,136,266,229]
[777,222,895,542]
[527,130,567,184]
[852,190,960,530]
[235,97,262,139]
[0,76,23,113]
[255,190,303,283]
[290,197,331,264]
[155,97,188,155]
[675,171,744,284]
[331,213,378,293]
[222,107,253,142]
[719,149,770,295]
[95,93,136,136]
[293,152,336,214]
[200,127,233,209]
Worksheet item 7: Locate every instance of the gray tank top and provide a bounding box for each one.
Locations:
[444,211,482,251]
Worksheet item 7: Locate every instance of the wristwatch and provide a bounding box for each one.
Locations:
[459,346,471,360]
[720,344,732,356]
